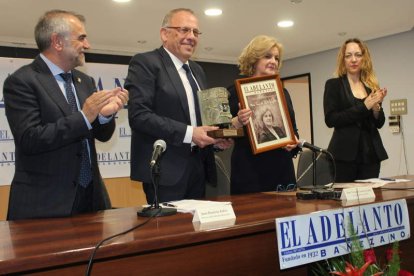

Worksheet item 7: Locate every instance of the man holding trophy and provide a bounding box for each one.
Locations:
[125,8,233,204]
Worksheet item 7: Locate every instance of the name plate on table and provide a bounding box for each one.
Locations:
[193,218,236,231]
[340,187,376,201]
[275,199,410,269]
[192,204,236,224]
[197,87,244,138]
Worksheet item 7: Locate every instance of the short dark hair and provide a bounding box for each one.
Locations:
[161,8,194,27]
[34,10,85,52]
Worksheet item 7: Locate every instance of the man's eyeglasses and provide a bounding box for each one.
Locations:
[276,184,297,192]
[164,26,202,37]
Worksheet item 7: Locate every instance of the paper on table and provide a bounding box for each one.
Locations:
[355,178,410,184]
[331,178,410,189]
[161,199,232,214]
[332,182,386,189]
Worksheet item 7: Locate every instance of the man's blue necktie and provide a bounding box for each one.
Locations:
[182,64,202,126]
[60,73,92,188]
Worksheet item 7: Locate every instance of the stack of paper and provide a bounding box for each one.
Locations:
[161,199,232,214]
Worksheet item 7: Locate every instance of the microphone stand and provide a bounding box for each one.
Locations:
[297,149,336,190]
[312,151,316,187]
[137,162,177,217]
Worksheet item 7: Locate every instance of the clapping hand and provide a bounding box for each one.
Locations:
[365,88,387,111]
[100,87,129,117]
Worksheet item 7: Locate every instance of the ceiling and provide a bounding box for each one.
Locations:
[0,0,413,64]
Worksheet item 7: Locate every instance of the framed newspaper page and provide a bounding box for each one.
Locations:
[235,74,295,154]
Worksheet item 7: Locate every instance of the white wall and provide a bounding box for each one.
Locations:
[281,29,414,177]
[284,81,312,143]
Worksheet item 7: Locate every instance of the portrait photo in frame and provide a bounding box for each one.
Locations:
[235,74,295,154]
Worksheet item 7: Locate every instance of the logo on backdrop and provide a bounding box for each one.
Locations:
[97,151,130,165]
[0,151,15,167]
[95,76,130,168]
[0,128,13,141]
[119,127,131,138]
[0,128,14,167]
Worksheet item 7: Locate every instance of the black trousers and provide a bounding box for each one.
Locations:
[71,183,94,215]
[335,160,380,182]
[143,150,206,205]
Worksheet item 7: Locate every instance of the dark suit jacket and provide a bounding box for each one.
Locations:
[125,47,216,187]
[323,76,388,162]
[4,56,113,220]
[259,126,286,144]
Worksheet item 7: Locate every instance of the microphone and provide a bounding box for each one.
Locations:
[150,139,166,168]
[299,140,328,153]
[138,139,176,217]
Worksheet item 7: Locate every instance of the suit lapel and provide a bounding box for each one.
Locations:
[158,47,192,123]
[33,56,72,115]
[341,75,357,106]
[72,71,91,108]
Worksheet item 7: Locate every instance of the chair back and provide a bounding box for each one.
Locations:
[296,148,334,188]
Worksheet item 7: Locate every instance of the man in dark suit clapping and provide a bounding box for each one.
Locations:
[125,8,232,204]
[3,10,128,220]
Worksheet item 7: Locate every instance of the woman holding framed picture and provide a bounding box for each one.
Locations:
[227,35,300,194]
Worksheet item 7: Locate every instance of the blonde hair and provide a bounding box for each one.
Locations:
[238,35,283,76]
[335,38,379,90]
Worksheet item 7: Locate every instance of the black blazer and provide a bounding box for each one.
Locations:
[4,56,113,220]
[125,47,216,187]
[323,76,388,162]
[259,126,286,143]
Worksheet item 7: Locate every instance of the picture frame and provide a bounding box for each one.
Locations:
[235,74,295,154]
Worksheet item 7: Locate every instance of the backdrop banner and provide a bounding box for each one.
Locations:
[0,57,130,185]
